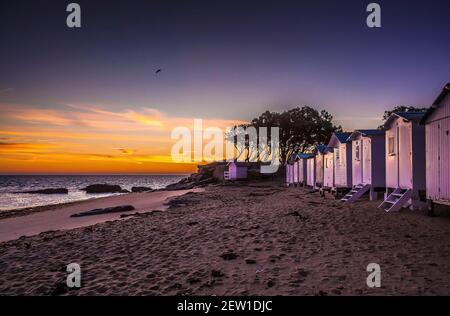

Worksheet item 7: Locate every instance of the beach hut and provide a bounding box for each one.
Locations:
[342,130,386,203]
[421,83,450,208]
[327,132,353,195]
[293,158,299,185]
[295,153,310,186]
[379,112,426,212]
[285,156,295,186]
[306,155,316,188]
[314,145,327,188]
[322,147,335,190]
[224,161,248,181]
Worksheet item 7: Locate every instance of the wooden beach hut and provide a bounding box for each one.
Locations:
[379,112,426,212]
[295,153,311,186]
[341,130,386,203]
[285,154,308,186]
[306,155,316,188]
[327,132,353,195]
[286,163,294,186]
[421,83,450,208]
[322,147,334,192]
[314,144,327,188]
[224,161,248,181]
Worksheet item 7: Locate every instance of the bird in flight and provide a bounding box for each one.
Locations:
[155,69,162,74]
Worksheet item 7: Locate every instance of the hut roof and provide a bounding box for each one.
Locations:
[315,144,327,154]
[384,111,426,128]
[328,132,352,147]
[421,83,450,124]
[295,153,314,160]
[347,129,385,141]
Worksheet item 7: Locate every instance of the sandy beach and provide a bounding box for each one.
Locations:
[0,189,201,243]
[1,182,450,296]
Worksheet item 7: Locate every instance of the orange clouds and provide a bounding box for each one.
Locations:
[0,102,244,174]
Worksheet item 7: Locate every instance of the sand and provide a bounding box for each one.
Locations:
[0,189,201,242]
[1,182,450,295]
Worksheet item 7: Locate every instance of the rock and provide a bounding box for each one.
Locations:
[70,205,135,217]
[120,212,140,218]
[119,189,130,193]
[131,186,153,193]
[81,184,123,194]
[165,182,195,191]
[245,259,257,264]
[18,188,68,194]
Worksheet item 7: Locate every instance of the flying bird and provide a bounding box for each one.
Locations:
[155,69,162,74]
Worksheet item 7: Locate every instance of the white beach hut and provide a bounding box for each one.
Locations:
[293,158,299,185]
[323,147,334,190]
[314,145,327,188]
[328,132,353,194]
[224,161,248,181]
[379,112,426,212]
[341,130,386,203]
[285,157,295,186]
[295,153,310,186]
[421,83,450,208]
[306,155,316,188]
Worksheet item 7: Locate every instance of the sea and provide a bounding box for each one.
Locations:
[0,175,186,211]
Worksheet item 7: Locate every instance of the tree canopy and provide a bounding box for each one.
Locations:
[227,106,342,165]
[378,105,428,129]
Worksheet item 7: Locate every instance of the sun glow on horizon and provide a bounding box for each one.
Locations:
[0,103,246,174]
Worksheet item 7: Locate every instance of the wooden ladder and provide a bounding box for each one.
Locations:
[378,188,412,212]
[341,184,370,203]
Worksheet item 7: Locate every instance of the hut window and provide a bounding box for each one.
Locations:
[335,148,340,161]
[388,136,395,155]
[355,143,360,161]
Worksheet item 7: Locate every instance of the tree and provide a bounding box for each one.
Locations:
[378,105,428,129]
[226,106,341,165]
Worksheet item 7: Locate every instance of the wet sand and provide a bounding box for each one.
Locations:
[0,189,201,242]
[0,183,450,295]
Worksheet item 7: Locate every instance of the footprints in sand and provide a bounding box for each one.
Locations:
[1,184,450,295]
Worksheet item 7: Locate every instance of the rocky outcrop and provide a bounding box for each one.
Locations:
[70,205,135,217]
[131,186,153,193]
[18,188,69,194]
[165,163,220,190]
[81,184,123,194]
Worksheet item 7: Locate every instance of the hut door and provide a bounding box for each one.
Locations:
[439,123,449,200]
[362,138,371,185]
[398,123,412,189]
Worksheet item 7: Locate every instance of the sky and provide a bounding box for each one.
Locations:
[0,0,449,174]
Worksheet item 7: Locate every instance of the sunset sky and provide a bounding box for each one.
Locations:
[0,0,449,174]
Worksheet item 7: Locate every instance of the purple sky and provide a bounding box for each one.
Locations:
[1,0,449,129]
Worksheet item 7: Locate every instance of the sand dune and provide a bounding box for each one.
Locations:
[0,183,450,295]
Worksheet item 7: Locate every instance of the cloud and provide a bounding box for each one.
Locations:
[0,88,13,94]
[113,148,136,155]
[0,102,248,173]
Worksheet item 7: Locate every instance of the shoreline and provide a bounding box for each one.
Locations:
[0,188,203,243]
[0,189,171,221]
